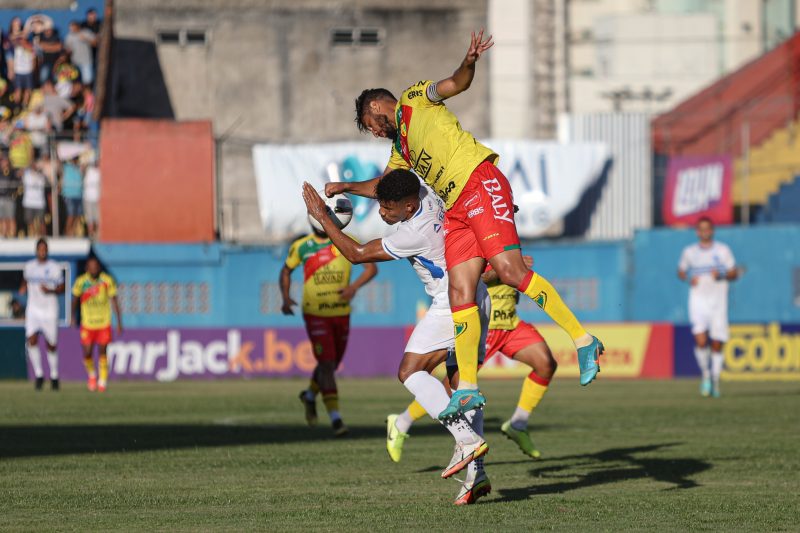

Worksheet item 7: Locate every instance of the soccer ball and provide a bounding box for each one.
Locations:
[308,192,354,233]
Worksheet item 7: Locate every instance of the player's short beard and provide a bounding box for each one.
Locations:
[376,114,398,141]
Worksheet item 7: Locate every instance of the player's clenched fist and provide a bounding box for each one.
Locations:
[324,182,347,198]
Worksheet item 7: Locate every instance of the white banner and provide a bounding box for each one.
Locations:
[252,140,610,242]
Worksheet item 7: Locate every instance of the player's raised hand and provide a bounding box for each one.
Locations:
[302,182,327,222]
[324,181,347,198]
[281,296,298,315]
[465,29,493,66]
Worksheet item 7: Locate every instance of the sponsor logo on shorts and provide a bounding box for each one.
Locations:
[481,178,514,223]
[483,232,500,241]
[314,342,323,356]
[533,291,548,310]
[467,206,484,219]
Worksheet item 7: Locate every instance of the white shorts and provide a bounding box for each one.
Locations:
[405,283,491,362]
[25,314,59,344]
[689,300,729,342]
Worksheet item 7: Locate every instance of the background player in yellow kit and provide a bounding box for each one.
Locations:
[388,256,559,464]
[328,30,603,421]
[280,227,377,436]
[71,256,123,393]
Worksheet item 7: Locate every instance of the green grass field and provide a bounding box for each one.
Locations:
[1,378,798,532]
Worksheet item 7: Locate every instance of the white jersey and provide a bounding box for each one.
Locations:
[678,241,735,306]
[24,259,63,319]
[679,241,735,340]
[381,185,450,310]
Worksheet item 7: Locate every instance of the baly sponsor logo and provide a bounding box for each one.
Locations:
[467,206,484,218]
[481,178,514,223]
[724,323,800,378]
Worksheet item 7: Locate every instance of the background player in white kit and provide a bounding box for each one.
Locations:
[20,238,65,390]
[678,217,738,398]
[302,169,493,505]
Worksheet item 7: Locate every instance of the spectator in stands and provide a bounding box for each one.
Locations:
[81,8,101,64]
[61,157,83,236]
[83,160,99,238]
[53,52,79,99]
[11,35,35,107]
[41,80,74,135]
[0,155,18,237]
[3,17,24,80]
[22,164,46,236]
[8,123,33,170]
[24,102,51,152]
[37,26,62,84]
[64,22,95,86]
[0,79,19,118]
[72,84,94,141]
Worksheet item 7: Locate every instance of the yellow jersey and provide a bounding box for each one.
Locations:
[487,280,521,331]
[388,80,497,208]
[285,234,353,318]
[72,272,117,330]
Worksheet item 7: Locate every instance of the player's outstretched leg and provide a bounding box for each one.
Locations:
[441,414,489,479]
[438,305,486,421]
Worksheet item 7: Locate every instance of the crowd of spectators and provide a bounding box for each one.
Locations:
[0,8,102,240]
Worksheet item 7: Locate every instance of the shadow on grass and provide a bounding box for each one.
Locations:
[490,443,710,503]
[0,422,448,458]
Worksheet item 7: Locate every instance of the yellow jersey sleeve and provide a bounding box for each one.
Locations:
[102,273,118,297]
[71,274,84,297]
[285,237,303,270]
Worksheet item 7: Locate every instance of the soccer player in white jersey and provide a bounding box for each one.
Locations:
[678,217,738,398]
[302,170,492,505]
[20,238,65,390]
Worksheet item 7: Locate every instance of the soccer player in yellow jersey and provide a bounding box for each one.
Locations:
[280,227,377,436]
[71,257,123,393]
[327,30,603,421]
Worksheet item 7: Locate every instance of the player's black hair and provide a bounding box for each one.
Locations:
[36,237,47,249]
[376,169,420,203]
[354,88,396,133]
[697,216,713,227]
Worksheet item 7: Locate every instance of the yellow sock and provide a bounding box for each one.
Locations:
[322,393,339,414]
[520,272,587,341]
[518,372,550,413]
[99,355,108,383]
[407,400,427,421]
[83,357,96,378]
[309,379,320,396]
[452,305,481,388]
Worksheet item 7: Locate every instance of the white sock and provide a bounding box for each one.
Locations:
[456,380,477,391]
[303,390,315,402]
[711,351,724,386]
[27,344,43,378]
[403,371,477,443]
[395,410,414,434]
[464,408,484,437]
[510,406,530,431]
[47,349,58,380]
[694,346,711,380]
[329,410,341,423]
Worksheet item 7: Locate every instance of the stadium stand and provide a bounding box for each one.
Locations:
[0,4,105,239]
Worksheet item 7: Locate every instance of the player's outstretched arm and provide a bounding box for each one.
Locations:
[324,167,390,199]
[303,182,394,264]
[434,29,494,100]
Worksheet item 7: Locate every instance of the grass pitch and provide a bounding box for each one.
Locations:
[0,378,798,531]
